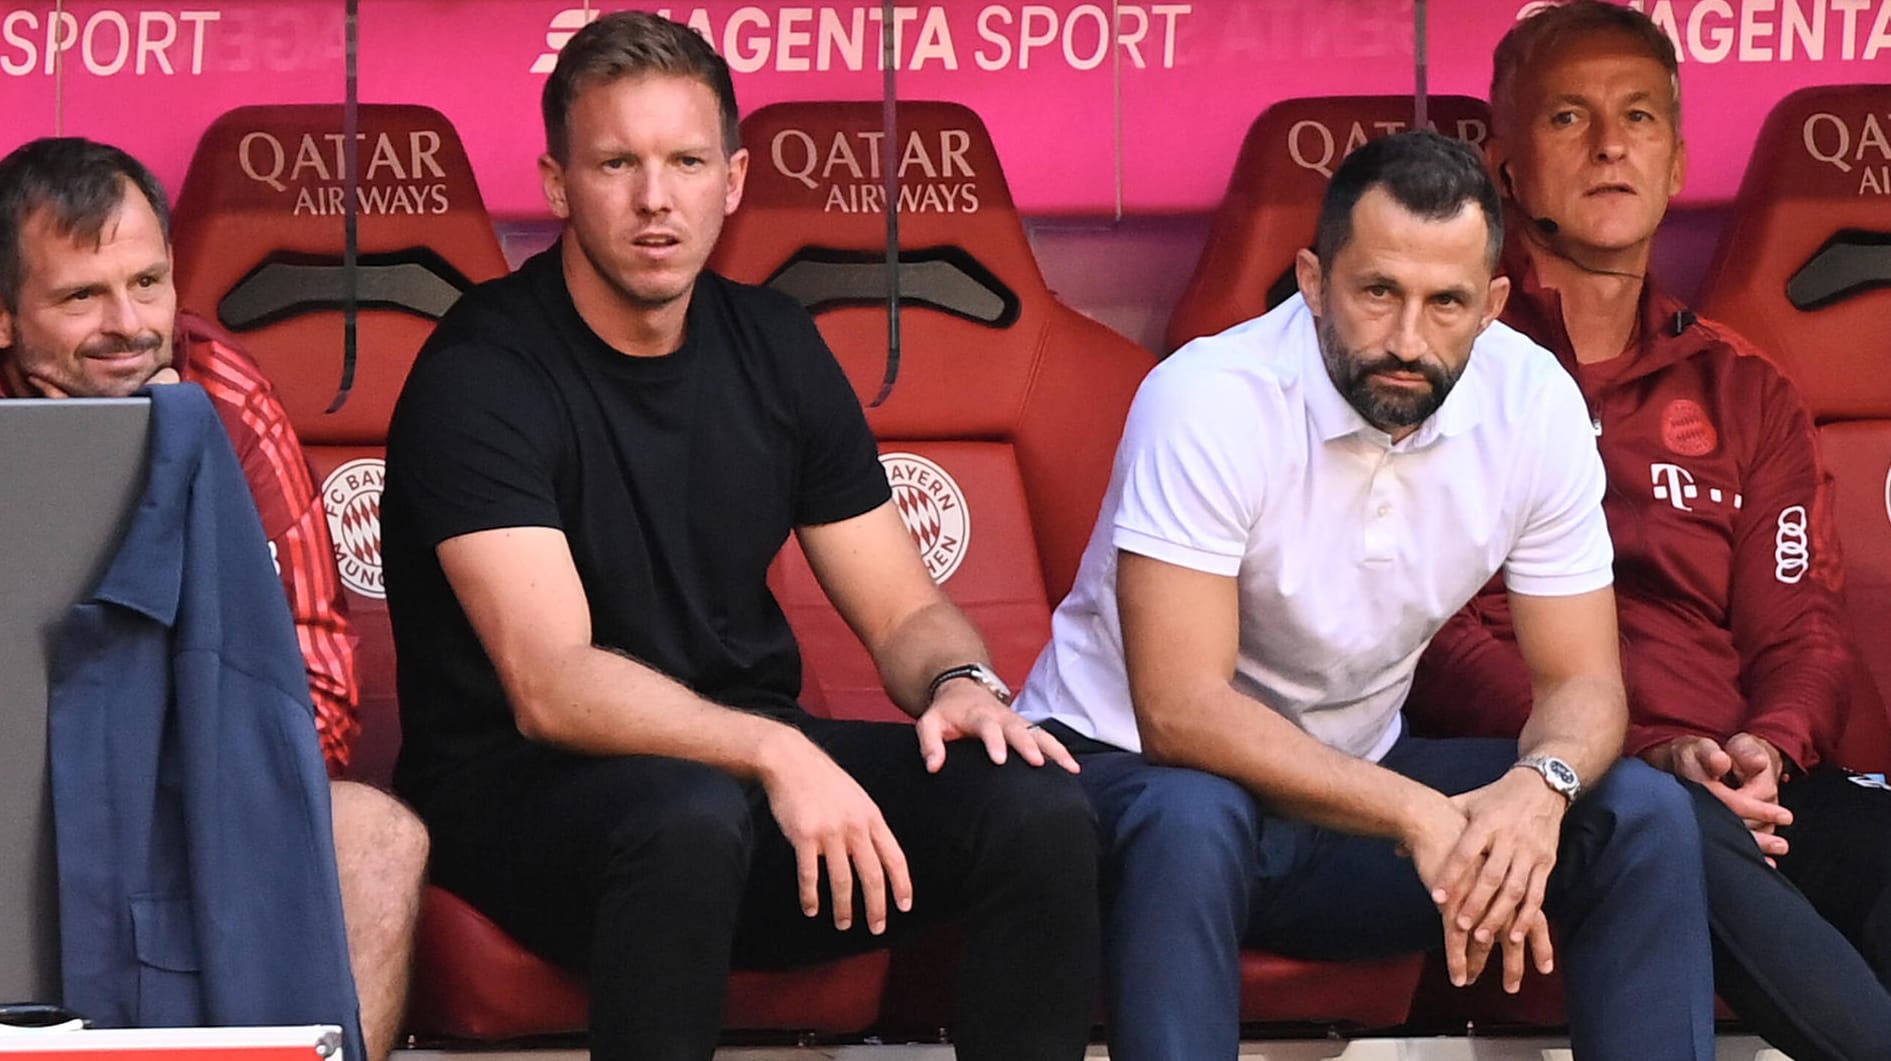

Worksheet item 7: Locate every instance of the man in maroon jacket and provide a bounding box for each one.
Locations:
[1407,2,1891,1057]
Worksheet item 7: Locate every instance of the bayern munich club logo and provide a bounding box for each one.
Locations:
[322,458,386,599]
[1660,399,1719,457]
[880,452,971,584]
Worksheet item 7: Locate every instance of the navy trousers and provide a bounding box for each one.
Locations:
[1048,723,1716,1061]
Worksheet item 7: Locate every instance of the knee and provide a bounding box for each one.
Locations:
[604,766,754,885]
[331,781,430,888]
[966,760,1100,870]
[1579,759,1700,854]
[1111,768,1259,872]
[1677,776,1760,853]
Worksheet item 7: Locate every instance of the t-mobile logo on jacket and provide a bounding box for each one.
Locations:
[1650,462,1744,514]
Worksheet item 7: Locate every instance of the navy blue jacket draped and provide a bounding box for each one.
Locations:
[48,384,362,1060]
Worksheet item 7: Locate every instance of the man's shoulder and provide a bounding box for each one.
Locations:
[1136,355,1294,459]
[1464,317,1572,405]
[174,310,277,412]
[695,270,824,357]
[1473,315,1564,373]
[176,311,265,383]
[1158,297,1310,400]
[432,254,547,341]
[698,268,806,319]
[408,257,566,392]
[1630,308,1809,420]
[1690,312,1797,386]
[1458,319,1591,451]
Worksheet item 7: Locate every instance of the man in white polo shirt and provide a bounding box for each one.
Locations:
[1017,131,1715,1061]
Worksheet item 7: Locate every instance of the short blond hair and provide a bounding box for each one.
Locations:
[1490,1,1680,136]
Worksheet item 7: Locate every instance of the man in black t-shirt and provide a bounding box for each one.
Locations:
[380,13,1099,1061]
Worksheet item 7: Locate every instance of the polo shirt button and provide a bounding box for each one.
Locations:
[1377,504,1391,517]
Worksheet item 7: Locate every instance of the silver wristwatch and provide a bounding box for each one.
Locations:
[1514,754,1583,803]
[927,662,1013,705]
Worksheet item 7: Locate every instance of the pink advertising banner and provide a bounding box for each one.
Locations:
[2,0,1885,217]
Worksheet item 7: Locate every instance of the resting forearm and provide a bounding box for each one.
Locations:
[509,644,801,776]
[869,598,993,717]
[1518,672,1625,785]
[1140,681,1449,843]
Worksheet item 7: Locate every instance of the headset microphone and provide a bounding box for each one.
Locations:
[1499,161,1643,282]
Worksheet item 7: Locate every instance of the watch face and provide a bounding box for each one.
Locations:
[1549,761,1578,787]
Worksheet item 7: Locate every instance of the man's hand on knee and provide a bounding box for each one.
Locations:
[1725,733,1792,861]
[758,730,913,935]
[1643,734,1792,861]
[915,681,1079,774]
[1398,791,1492,986]
[1435,772,1564,988]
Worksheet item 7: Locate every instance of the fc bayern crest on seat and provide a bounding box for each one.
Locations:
[880,452,971,584]
[322,458,386,599]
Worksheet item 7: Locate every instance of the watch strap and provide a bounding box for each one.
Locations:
[927,663,1012,705]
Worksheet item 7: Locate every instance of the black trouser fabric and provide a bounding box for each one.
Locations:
[419,716,1101,1061]
[1689,773,1891,1061]
[1777,767,1891,988]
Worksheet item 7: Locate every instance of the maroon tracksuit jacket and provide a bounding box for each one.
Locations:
[1407,248,1851,772]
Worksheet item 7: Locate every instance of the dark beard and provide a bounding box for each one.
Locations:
[7,322,168,397]
[1317,314,1459,432]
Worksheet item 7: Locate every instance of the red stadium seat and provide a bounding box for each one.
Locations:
[711,100,1424,1033]
[715,101,1155,719]
[1165,96,1493,354]
[1697,84,1891,775]
[406,889,890,1041]
[170,103,511,791]
[169,104,890,1044]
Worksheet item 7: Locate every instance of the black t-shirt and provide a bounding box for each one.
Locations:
[382,245,890,803]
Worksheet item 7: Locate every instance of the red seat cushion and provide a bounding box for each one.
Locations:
[1697,86,1891,773]
[1409,959,1739,1031]
[1165,96,1493,354]
[168,105,509,788]
[407,886,892,1041]
[1817,424,1891,773]
[1239,951,1425,1029]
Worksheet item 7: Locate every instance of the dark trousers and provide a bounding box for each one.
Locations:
[1700,767,1891,1061]
[1047,722,1716,1061]
[1780,767,1891,986]
[420,716,1101,1061]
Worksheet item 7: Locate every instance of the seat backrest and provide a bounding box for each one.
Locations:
[1165,96,1493,353]
[711,101,1155,722]
[170,104,509,786]
[1697,84,1891,773]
